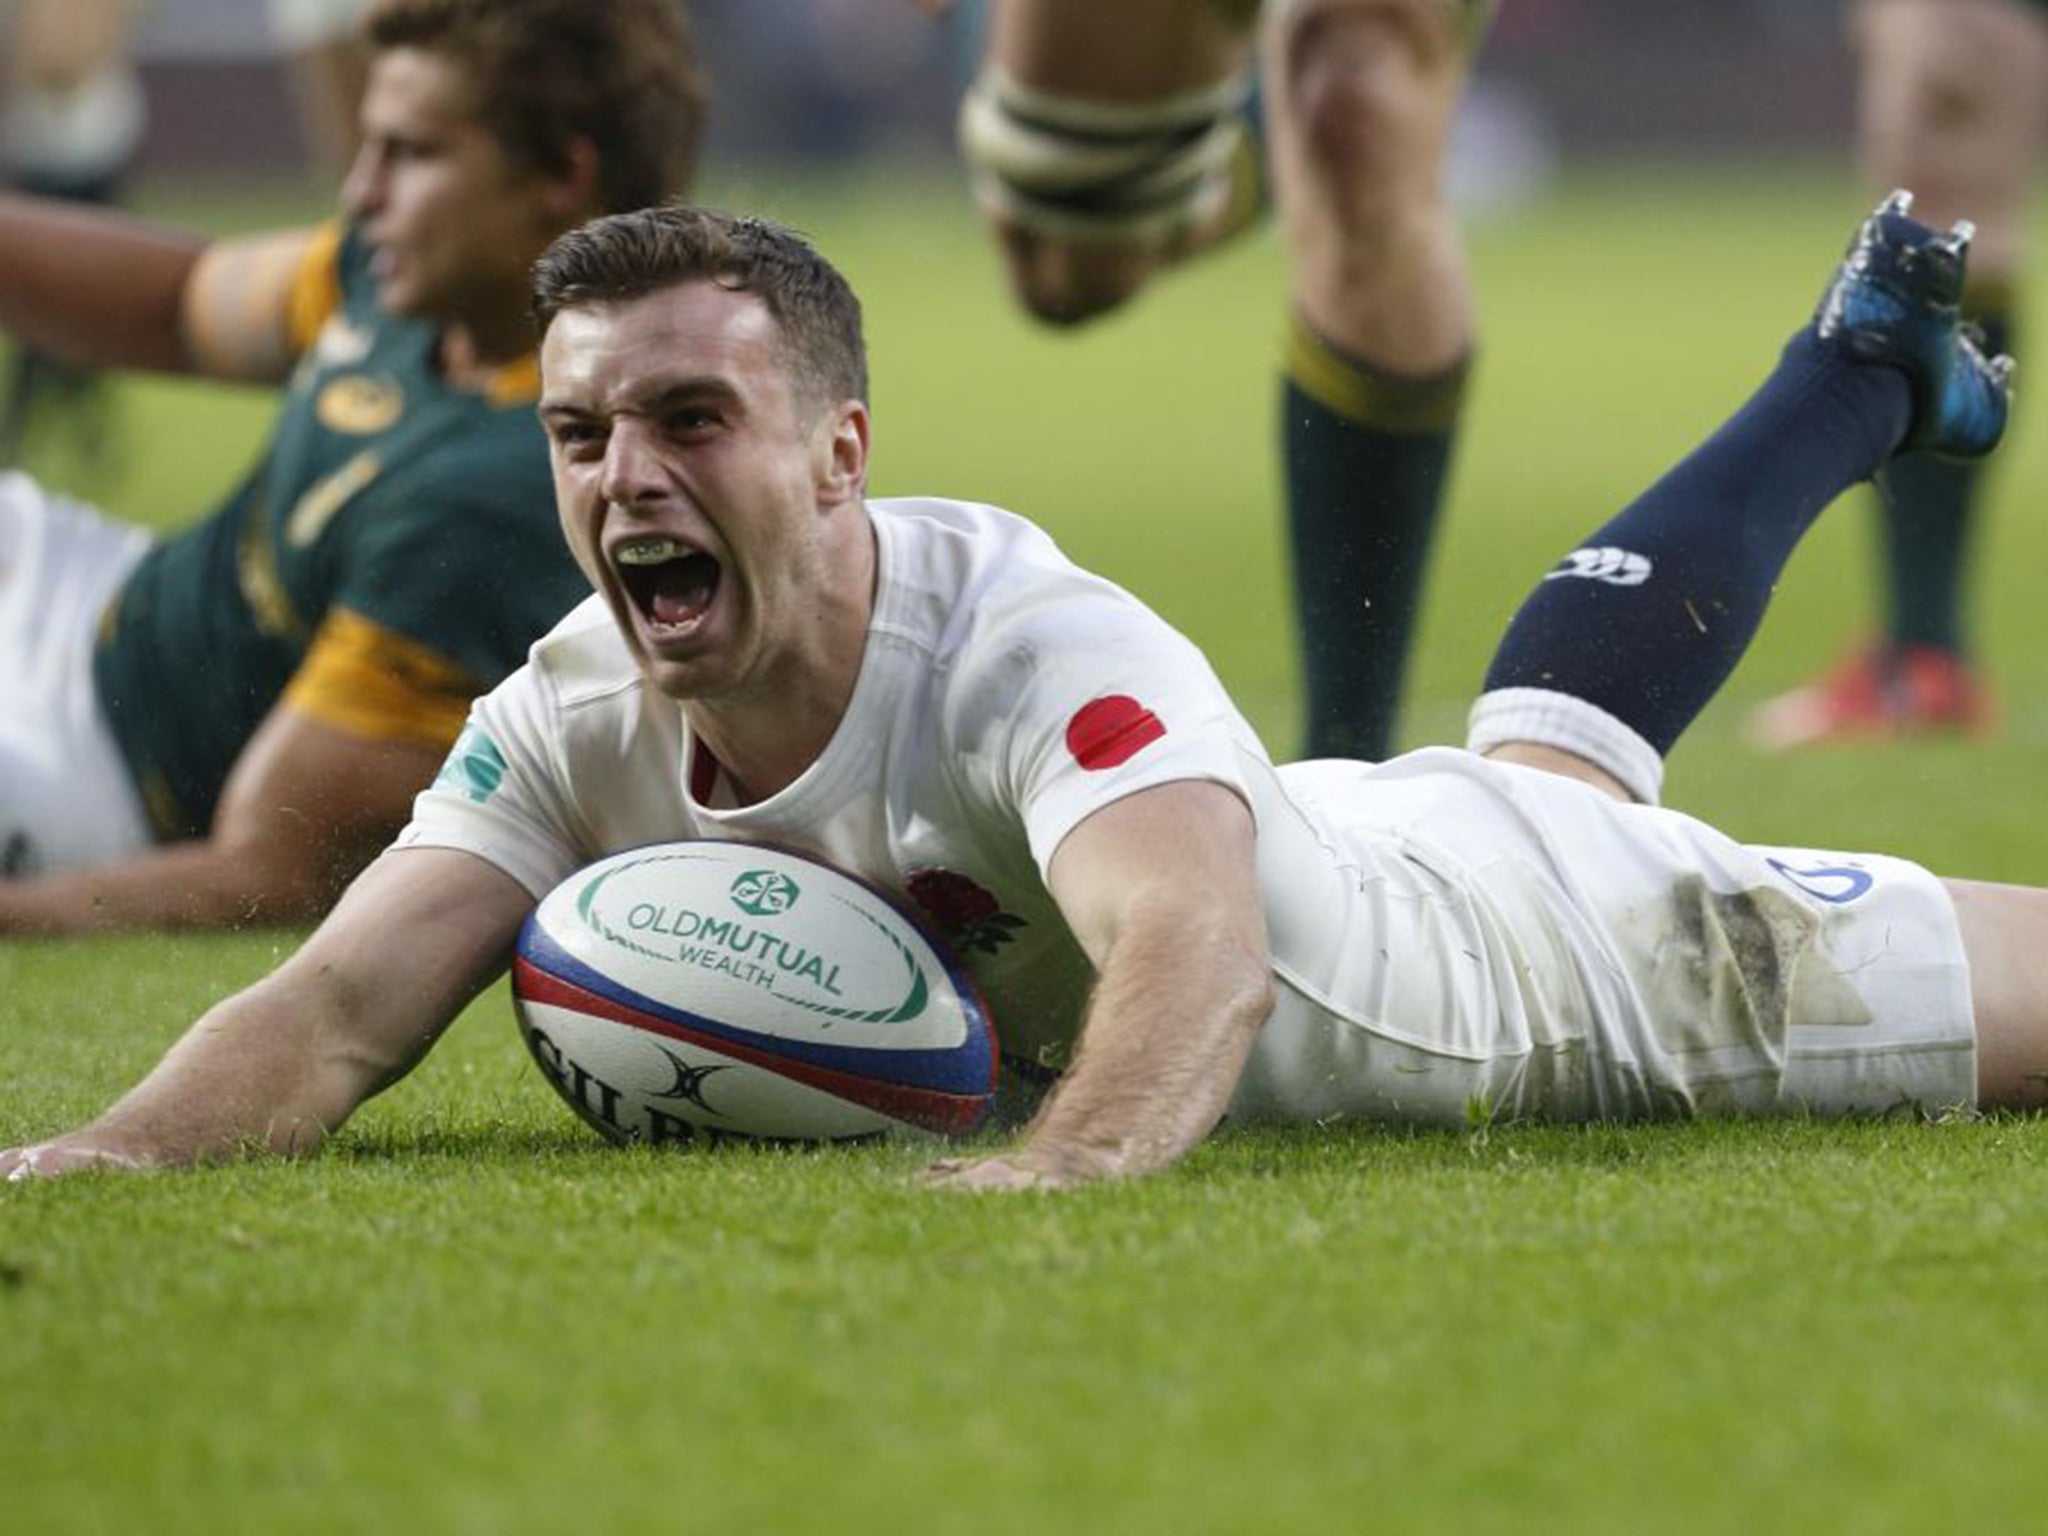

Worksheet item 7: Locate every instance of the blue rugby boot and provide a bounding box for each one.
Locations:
[1814,189,2012,461]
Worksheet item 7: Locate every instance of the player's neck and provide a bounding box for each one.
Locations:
[684,646,862,806]
[437,310,536,386]
[682,517,878,808]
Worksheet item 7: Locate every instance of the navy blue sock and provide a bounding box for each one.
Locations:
[1482,329,1912,754]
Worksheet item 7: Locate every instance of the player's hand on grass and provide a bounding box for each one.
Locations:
[921,1148,1099,1192]
[921,1155,1056,1191]
[1,1142,150,1181]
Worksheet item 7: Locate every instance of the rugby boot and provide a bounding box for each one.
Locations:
[1745,641,1994,751]
[1814,189,2012,461]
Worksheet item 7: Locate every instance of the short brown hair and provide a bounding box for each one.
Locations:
[365,0,705,214]
[532,205,869,413]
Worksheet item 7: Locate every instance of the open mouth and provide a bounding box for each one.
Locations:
[614,535,722,633]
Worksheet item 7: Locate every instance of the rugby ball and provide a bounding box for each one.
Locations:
[512,841,998,1145]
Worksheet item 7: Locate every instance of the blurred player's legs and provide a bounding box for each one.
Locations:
[1748,0,2048,750]
[0,0,147,473]
[959,0,1263,324]
[1263,0,1486,760]
[959,0,1485,761]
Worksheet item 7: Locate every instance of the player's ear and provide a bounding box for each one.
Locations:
[821,401,870,500]
[539,135,602,223]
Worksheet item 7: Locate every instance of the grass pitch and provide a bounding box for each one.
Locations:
[8,166,2048,1534]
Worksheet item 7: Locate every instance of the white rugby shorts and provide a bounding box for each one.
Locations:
[0,472,155,874]
[1233,749,1976,1128]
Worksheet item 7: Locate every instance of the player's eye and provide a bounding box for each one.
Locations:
[385,135,439,162]
[547,420,607,455]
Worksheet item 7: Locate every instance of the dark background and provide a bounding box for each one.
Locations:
[103,0,1858,182]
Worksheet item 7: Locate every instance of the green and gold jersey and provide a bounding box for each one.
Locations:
[93,222,588,840]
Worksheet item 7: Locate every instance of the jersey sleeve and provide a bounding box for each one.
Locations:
[393,664,591,900]
[285,221,346,357]
[950,580,1260,880]
[282,606,480,748]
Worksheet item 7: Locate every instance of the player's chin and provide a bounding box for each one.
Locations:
[373,263,439,320]
[638,649,728,702]
[632,614,730,699]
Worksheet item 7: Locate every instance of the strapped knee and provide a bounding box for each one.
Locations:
[957,65,1257,246]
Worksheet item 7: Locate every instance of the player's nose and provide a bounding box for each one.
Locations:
[340,143,386,218]
[598,419,669,509]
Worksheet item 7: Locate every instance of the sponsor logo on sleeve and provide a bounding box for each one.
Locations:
[434,723,507,804]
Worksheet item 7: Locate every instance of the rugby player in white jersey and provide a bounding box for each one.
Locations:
[6,197,2044,1190]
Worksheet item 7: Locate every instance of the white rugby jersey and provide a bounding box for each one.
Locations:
[400,496,1283,1075]
[402,496,1969,1129]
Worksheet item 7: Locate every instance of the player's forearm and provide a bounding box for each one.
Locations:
[0,194,205,372]
[0,837,353,935]
[29,976,380,1170]
[5,849,526,1179]
[1011,919,1275,1183]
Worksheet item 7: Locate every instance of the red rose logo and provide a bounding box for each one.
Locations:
[905,869,1026,956]
[906,868,999,931]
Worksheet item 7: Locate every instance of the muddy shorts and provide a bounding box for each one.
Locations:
[1230,749,1977,1128]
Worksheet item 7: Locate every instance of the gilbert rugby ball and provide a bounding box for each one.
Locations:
[512,841,998,1145]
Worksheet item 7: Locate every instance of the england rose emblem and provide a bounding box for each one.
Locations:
[905,869,1024,955]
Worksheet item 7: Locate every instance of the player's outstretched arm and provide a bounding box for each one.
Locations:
[0,702,445,935]
[0,194,315,381]
[924,779,1276,1191]
[0,193,205,374]
[1,846,533,1178]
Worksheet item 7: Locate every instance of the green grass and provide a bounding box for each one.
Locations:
[10,165,2048,1533]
